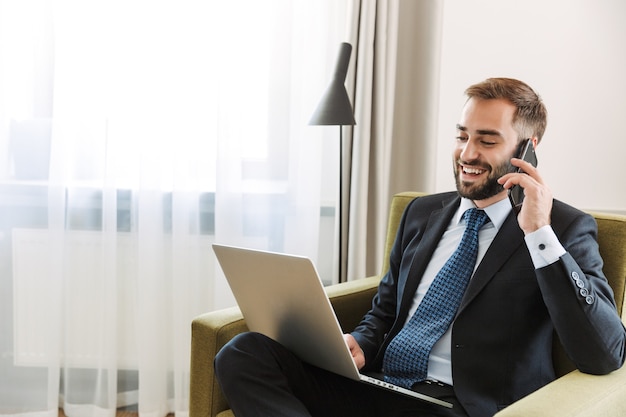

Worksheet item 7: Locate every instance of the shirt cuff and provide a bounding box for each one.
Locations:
[524,225,567,268]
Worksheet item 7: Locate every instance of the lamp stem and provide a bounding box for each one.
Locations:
[339,125,343,283]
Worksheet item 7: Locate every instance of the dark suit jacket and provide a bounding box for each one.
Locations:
[352,192,626,417]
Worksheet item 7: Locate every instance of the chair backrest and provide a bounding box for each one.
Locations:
[379,192,428,276]
[590,212,626,320]
[384,193,626,377]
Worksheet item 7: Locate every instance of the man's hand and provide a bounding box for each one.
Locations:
[498,157,553,234]
[343,333,365,370]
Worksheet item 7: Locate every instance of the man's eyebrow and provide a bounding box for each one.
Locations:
[455,124,503,137]
[476,129,503,137]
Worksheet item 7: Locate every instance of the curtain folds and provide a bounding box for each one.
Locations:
[0,1,347,416]
[344,0,444,281]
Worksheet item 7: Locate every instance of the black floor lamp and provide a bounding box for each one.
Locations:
[309,42,356,282]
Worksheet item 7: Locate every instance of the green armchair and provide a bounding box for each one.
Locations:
[189,192,626,417]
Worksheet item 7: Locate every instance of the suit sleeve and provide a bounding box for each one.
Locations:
[536,211,626,374]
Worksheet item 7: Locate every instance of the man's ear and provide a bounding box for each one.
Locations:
[531,137,539,149]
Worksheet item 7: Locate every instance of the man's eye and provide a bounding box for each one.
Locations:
[481,141,496,146]
[456,136,468,142]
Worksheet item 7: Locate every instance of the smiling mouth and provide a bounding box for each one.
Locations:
[460,165,487,176]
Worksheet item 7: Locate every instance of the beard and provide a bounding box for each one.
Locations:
[454,157,515,201]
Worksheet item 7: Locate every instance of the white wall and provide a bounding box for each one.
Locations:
[435,0,626,213]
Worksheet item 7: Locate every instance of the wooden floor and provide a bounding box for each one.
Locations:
[58,409,145,417]
[59,408,175,417]
[58,411,135,417]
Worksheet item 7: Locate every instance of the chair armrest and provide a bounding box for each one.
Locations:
[190,306,247,417]
[494,366,626,417]
[326,275,380,332]
[189,276,381,417]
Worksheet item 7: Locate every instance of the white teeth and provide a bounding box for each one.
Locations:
[463,167,484,174]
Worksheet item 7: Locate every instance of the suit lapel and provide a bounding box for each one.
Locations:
[457,210,526,314]
[397,197,460,317]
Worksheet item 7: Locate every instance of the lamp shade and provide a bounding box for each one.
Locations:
[309,43,356,126]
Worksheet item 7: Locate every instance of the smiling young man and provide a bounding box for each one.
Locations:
[215,78,626,417]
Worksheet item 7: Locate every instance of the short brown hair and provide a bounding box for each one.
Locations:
[465,78,547,143]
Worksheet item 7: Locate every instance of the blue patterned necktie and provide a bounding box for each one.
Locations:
[383,208,490,388]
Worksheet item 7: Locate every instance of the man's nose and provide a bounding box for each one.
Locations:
[460,140,479,161]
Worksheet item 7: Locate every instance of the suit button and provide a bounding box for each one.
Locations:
[571,271,580,280]
[580,288,589,297]
[585,295,595,304]
[575,279,585,288]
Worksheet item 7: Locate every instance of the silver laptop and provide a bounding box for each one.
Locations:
[212,244,453,408]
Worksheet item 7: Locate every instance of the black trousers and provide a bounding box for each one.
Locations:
[214,332,469,417]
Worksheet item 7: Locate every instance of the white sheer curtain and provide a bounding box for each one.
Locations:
[0,1,348,416]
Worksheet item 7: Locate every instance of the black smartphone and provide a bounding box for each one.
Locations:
[508,139,538,212]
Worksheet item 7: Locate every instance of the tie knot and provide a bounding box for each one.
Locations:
[463,208,489,231]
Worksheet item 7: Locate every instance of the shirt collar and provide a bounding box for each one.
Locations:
[456,197,512,232]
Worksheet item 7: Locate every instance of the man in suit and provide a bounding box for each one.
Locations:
[214,78,626,417]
